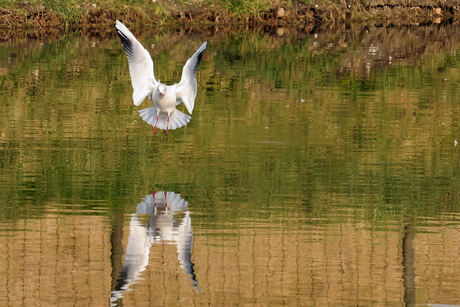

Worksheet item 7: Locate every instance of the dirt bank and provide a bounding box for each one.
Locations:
[0,0,458,40]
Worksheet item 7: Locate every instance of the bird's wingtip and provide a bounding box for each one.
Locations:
[115,20,126,29]
[195,41,207,54]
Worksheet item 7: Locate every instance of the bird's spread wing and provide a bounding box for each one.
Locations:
[174,41,207,114]
[116,20,157,106]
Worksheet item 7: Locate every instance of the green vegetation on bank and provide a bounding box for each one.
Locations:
[0,0,458,34]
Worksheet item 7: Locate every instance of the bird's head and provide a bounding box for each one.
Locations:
[157,83,166,96]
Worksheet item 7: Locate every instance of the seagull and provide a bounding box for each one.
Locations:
[115,20,207,134]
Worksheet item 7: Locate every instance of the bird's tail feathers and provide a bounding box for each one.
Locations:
[138,107,191,130]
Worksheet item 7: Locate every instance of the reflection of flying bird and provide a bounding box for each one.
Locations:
[115,20,207,135]
[110,191,198,306]
[138,192,199,290]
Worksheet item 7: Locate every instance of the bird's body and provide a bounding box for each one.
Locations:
[152,84,176,115]
[115,20,207,134]
[145,83,184,134]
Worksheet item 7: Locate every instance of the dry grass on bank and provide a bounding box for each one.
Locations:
[0,0,458,39]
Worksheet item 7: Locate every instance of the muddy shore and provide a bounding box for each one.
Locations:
[0,1,459,40]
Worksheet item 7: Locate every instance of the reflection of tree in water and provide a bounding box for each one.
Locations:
[110,191,198,306]
[260,23,458,78]
[402,217,415,306]
[332,24,460,78]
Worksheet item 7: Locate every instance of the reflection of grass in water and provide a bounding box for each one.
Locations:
[0,28,459,224]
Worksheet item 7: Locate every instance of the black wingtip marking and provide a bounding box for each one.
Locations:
[116,30,133,57]
[193,48,206,72]
[114,265,129,291]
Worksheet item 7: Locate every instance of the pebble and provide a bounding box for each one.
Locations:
[277,7,286,18]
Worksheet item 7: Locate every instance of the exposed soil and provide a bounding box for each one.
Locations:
[0,1,458,40]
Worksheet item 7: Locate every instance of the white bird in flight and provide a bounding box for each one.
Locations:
[115,20,207,134]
